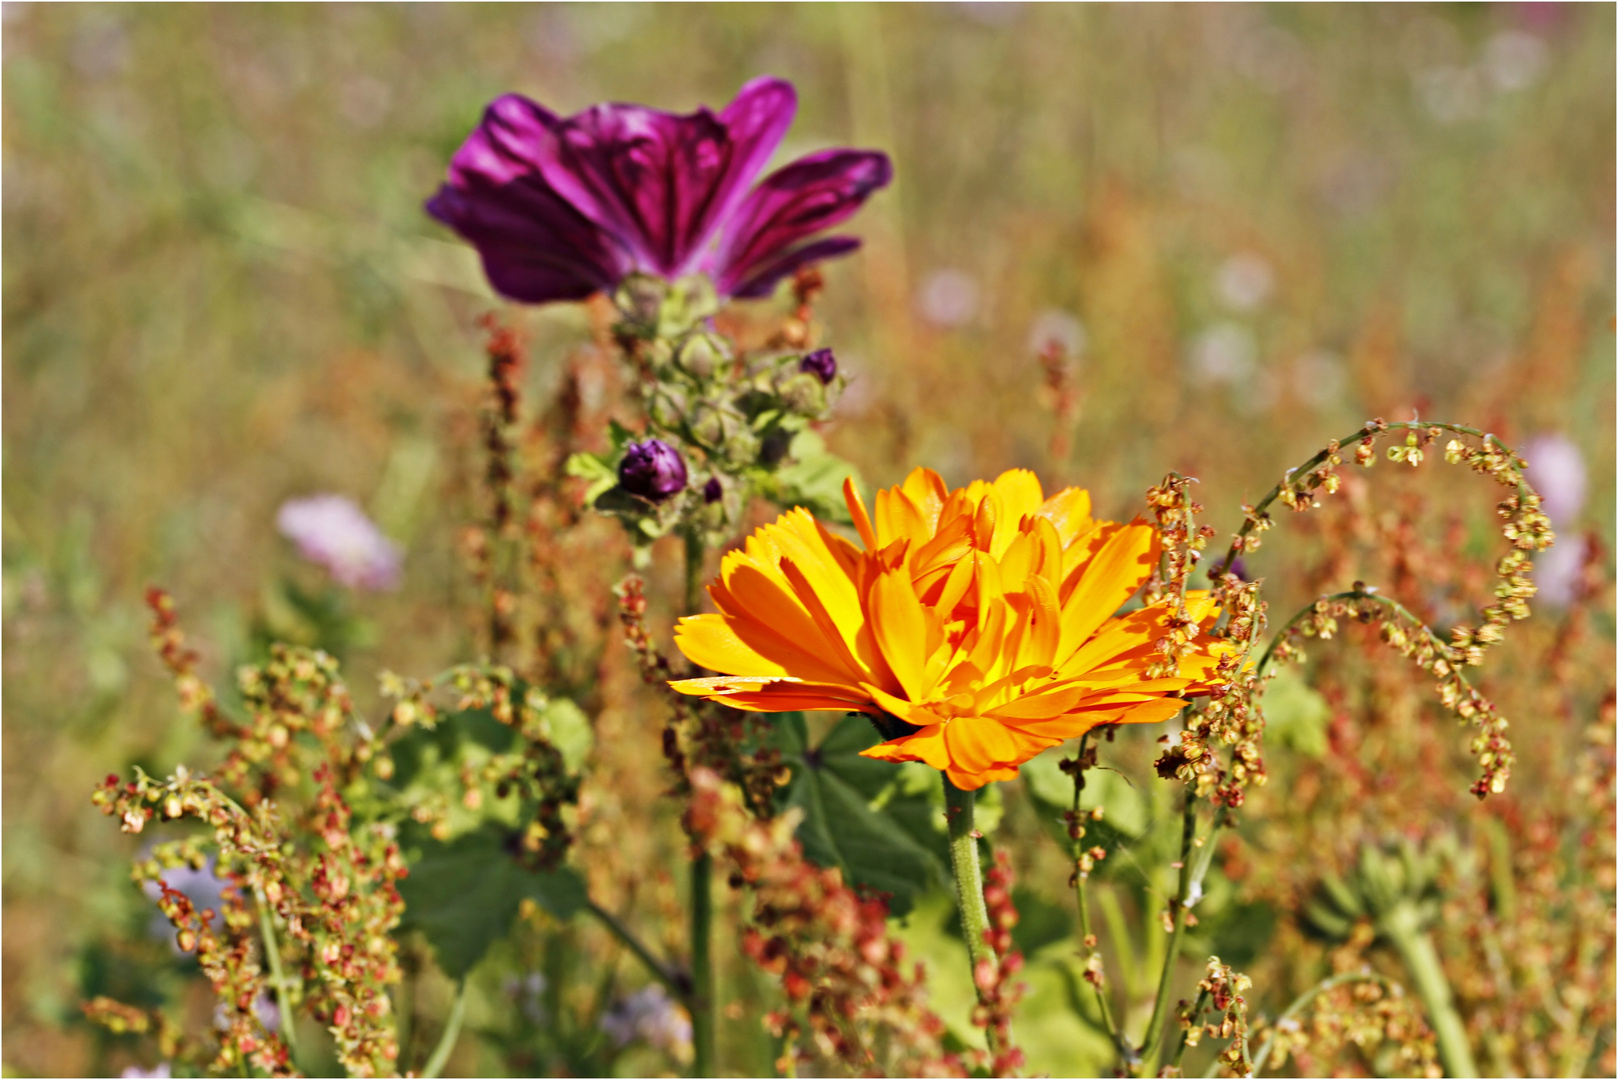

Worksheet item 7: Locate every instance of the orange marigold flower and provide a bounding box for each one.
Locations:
[670,468,1231,790]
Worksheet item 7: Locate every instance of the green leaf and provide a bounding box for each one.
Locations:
[769,430,860,523]
[775,713,944,915]
[399,827,586,979]
[563,452,618,505]
[1262,668,1330,758]
[538,697,593,772]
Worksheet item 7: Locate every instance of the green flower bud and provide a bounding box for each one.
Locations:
[777,372,827,416]
[675,333,730,381]
[646,386,687,430]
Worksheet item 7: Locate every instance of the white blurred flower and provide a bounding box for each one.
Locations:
[600,985,692,1059]
[214,991,281,1034]
[1026,308,1087,360]
[121,1065,171,1079]
[505,972,548,1024]
[917,269,980,328]
[1294,350,1347,409]
[1416,66,1485,123]
[1216,253,1275,311]
[276,494,402,591]
[1484,31,1548,91]
[1189,322,1257,384]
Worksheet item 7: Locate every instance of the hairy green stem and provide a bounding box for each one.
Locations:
[1244,971,1397,1076]
[689,851,717,1078]
[254,888,300,1061]
[1136,792,1200,1075]
[1382,904,1478,1078]
[1067,737,1132,1065]
[584,900,687,998]
[944,778,1003,1055]
[420,978,468,1080]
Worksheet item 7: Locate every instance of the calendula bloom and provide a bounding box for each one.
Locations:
[671,468,1231,790]
[426,76,893,304]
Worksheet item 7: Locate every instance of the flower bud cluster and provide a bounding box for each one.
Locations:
[82,997,190,1071]
[683,768,963,1077]
[1170,577,1270,805]
[582,272,848,549]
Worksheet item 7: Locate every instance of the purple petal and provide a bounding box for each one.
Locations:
[534,78,798,277]
[727,236,862,300]
[710,149,892,296]
[426,95,632,303]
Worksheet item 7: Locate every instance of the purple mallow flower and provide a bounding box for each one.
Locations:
[799,348,838,384]
[276,495,402,591]
[600,985,692,1056]
[426,77,892,304]
[619,440,688,502]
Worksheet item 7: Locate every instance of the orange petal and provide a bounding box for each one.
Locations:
[1058,521,1157,656]
[868,566,932,700]
[843,476,877,550]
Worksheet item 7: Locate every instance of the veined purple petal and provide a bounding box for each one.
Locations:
[726,236,862,300]
[535,78,797,277]
[427,95,633,302]
[710,149,892,296]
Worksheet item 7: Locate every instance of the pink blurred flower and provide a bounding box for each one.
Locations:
[275,495,402,591]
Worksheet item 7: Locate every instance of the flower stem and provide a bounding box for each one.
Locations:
[682,531,717,1079]
[943,778,1002,1055]
[1067,738,1133,1066]
[1381,902,1478,1078]
[420,978,467,1080]
[689,850,717,1078]
[254,888,300,1061]
[584,899,688,998]
[1136,792,1199,1075]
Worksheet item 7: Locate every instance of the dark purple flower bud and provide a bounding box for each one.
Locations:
[703,477,723,504]
[799,348,837,384]
[619,440,688,502]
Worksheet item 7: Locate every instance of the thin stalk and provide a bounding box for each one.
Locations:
[1068,737,1132,1065]
[584,900,687,998]
[683,531,718,1079]
[1136,792,1200,1075]
[1218,420,1522,576]
[1169,987,1211,1073]
[254,888,300,1061]
[944,778,1002,1055]
[1381,904,1478,1078]
[1245,972,1396,1076]
[420,978,468,1080]
[1256,588,1463,680]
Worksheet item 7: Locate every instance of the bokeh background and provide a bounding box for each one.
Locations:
[3,3,1613,1076]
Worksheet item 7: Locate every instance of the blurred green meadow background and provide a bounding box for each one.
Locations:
[3,3,1613,1075]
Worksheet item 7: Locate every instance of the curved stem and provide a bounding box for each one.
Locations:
[1067,737,1132,1066]
[1382,904,1478,1078]
[1218,420,1521,576]
[944,778,1002,1055]
[584,900,688,998]
[1170,987,1211,1073]
[420,978,467,1080]
[1245,971,1397,1075]
[1137,792,1200,1075]
[1256,588,1460,681]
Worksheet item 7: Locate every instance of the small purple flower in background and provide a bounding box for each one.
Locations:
[427,77,892,304]
[504,972,548,1024]
[276,495,402,591]
[618,440,688,502]
[799,348,838,384]
[214,990,281,1034]
[1522,433,1587,607]
[702,477,724,504]
[600,985,692,1059]
[143,858,230,947]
